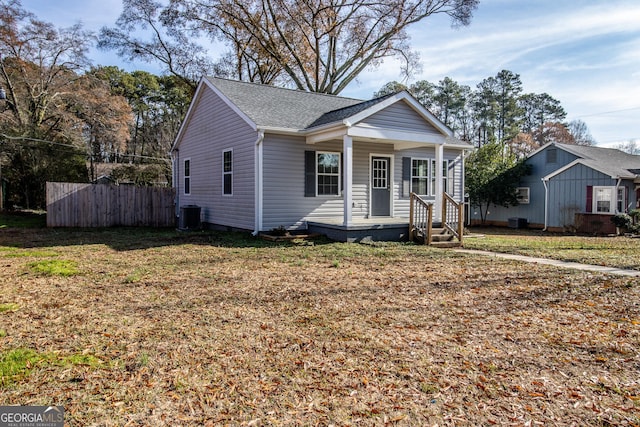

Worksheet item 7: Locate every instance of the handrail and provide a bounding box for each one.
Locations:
[442,192,464,245]
[409,192,432,245]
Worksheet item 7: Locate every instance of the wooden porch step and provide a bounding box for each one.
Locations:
[430,228,454,242]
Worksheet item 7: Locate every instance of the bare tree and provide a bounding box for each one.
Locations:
[0,0,93,138]
[567,119,596,146]
[616,139,640,155]
[98,0,218,91]
[102,0,478,94]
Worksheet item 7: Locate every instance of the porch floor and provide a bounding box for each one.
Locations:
[307,217,416,243]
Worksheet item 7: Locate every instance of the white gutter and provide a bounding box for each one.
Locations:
[252,130,265,236]
[173,149,180,218]
[542,178,549,231]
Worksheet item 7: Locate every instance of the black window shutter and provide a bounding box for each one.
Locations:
[402,157,411,197]
[305,151,316,197]
[585,185,593,212]
[341,152,344,192]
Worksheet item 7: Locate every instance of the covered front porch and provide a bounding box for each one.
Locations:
[306,193,465,245]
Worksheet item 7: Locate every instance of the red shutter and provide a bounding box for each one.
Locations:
[586,186,593,212]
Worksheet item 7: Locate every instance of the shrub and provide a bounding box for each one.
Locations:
[611,213,640,234]
[611,214,632,229]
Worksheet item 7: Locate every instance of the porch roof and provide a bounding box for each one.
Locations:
[202,77,472,150]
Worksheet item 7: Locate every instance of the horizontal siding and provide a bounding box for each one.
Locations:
[176,87,256,230]
[358,102,442,137]
[265,138,448,230]
[262,136,343,230]
[393,148,465,218]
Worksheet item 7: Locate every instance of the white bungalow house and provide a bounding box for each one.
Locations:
[170,77,472,242]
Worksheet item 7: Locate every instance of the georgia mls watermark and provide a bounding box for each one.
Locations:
[0,406,63,427]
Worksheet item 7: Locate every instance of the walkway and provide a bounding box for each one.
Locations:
[454,249,640,278]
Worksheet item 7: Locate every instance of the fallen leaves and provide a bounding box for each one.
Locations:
[0,228,638,426]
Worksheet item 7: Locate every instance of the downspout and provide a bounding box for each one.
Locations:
[252,130,265,236]
[173,149,180,219]
[542,178,548,231]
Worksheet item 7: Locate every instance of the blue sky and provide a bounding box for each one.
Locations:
[23,0,640,147]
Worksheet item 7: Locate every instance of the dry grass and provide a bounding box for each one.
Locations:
[0,227,639,426]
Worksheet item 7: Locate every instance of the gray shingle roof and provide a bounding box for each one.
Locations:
[206,77,378,130]
[556,143,640,178]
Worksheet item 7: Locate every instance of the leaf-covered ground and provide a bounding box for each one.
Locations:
[1,228,639,426]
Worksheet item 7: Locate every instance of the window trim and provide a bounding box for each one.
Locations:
[316,151,341,197]
[183,158,191,196]
[442,159,451,194]
[617,186,626,213]
[410,157,436,196]
[222,149,233,196]
[516,187,530,204]
[592,186,615,214]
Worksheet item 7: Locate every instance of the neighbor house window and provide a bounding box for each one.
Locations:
[183,159,191,195]
[617,186,626,213]
[223,149,232,195]
[317,152,340,196]
[593,186,615,214]
[516,187,530,204]
[546,148,557,164]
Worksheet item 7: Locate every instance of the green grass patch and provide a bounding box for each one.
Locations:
[0,303,19,313]
[3,249,59,258]
[0,348,105,386]
[27,260,79,276]
[0,348,44,386]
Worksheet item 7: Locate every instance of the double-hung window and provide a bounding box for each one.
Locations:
[617,187,626,213]
[516,187,530,204]
[442,160,451,194]
[223,149,232,195]
[593,186,615,214]
[317,152,340,196]
[411,158,436,196]
[183,159,191,195]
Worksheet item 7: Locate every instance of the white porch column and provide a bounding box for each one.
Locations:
[435,143,444,223]
[343,135,353,226]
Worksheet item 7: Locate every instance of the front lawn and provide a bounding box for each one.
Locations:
[0,227,638,425]
[464,227,640,271]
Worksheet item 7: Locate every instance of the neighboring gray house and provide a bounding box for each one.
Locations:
[170,77,472,241]
[471,142,640,233]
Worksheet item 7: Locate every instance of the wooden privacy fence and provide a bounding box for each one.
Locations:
[46,182,176,228]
